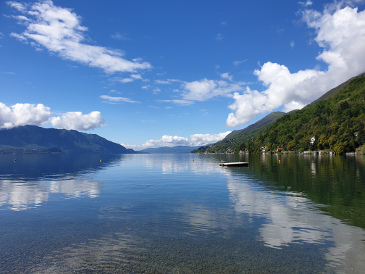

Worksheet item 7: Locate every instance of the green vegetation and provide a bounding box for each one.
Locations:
[357,145,365,155]
[192,112,285,154]
[230,154,365,230]
[0,125,134,154]
[194,74,365,155]
[249,75,365,154]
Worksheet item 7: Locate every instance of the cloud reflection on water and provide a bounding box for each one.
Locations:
[31,233,146,273]
[226,173,365,272]
[143,154,365,272]
[0,178,102,211]
[0,154,121,211]
[141,154,230,175]
[1,154,364,272]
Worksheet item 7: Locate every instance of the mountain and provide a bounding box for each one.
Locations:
[139,146,200,154]
[0,125,134,154]
[193,74,365,155]
[304,72,365,109]
[240,74,365,154]
[192,112,285,154]
[224,112,286,140]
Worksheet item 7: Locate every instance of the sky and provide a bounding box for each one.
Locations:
[1,0,365,150]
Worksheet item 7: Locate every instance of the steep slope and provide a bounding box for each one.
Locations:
[192,112,285,154]
[247,74,365,154]
[224,112,286,140]
[0,125,134,154]
[305,72,365,109]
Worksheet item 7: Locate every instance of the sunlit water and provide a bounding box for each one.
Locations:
[0,153,364,273]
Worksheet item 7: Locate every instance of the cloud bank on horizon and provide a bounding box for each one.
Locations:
[2,0,365,148]
[123,131,232,151]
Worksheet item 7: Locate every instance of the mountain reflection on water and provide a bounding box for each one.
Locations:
[225,153,365,230]
[202,154,365,272]
[226,167,365,271]
[150,153,365,230]
[0,154,122,210]
[0,153,364,272]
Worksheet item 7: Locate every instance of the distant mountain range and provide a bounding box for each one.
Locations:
[0,125,134,154]
[4,74,364,155]
[192,112,285,154]
[139,146,200,154]
[193,73,365,154]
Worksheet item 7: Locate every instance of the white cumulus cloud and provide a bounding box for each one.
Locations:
[226,5,365,127]
[182,79,244,102]
[50,111,104,130]
[145,135,189,148]
[220,72,233,81]
[124,131,231,150]
[0,102,105,131]
[0,102,51,129]
[8,0,151,74]
[189,131,232,146]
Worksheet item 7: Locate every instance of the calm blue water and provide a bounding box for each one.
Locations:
[0,153,364,273]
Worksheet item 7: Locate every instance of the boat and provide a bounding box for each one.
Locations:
[219,162,249,167]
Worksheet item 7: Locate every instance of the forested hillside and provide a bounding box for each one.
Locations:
[0,125,134,154]
[192,112,285,154]
[243,74,365,154]
[193,74,365,155]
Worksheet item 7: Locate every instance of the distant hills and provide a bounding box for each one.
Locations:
[4,74,364,155]
[192,112,285,154]
[193,73,365,154]
[304,73,365,109]
[224,112,286,140]
[139,146,200,154]
[0,125,134,154]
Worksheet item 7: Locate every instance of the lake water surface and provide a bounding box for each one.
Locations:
[0,153,364,273]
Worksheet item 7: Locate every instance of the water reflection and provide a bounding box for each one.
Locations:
[140,153,235,175]
[178,204,236,235]
[0,179,49,211]
[1,153,364,272]
[0,154,121,210]
[0,154,122,179]
[228,175,365,272]
[31,233,146,273]
[221,154,365,272]
[260,154,364,229]
[228,177,329,248]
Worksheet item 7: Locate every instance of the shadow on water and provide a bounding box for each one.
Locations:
[207,153,365,230]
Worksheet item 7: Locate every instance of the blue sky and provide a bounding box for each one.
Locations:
[1,0,365,150]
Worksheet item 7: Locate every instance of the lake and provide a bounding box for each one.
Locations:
[0,153,364,273]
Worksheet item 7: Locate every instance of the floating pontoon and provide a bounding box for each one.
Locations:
[219,162,249,167]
